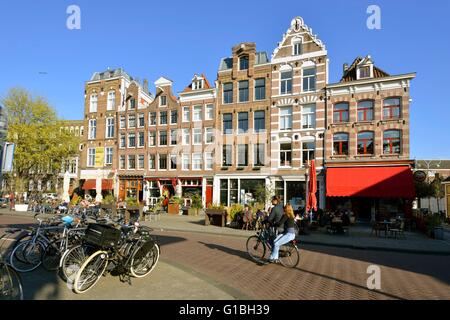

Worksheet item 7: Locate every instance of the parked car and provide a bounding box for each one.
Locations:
[0,198,8,208]
[42,193,58,200]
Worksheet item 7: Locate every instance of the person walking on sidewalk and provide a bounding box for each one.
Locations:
[9,192,15,211]
[268,204,296,264]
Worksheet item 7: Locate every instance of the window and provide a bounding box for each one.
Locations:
[205,128,214,144]
[120,133,126,148]
[357,131,374,155]
[170,154,177,170]
[303,68,316,92]
[333,133,349,156]
[88,119,96,139]
[293,39,302,55]
[159,130,167,146]
[280,143,292,167]
[239,55,249,70]
[254,110,265,133]
[182,129,190,145]
[359,66,371,79]
[205,152,213,170]
[223,83,233,104]
[280,71,293,95]
[129,98,135,110]
[334,103,349,123]
[105,147,113,165]
[107,91,115,110]
[237,144,248,166]
[182,154,190,170]
[220,179,229,206]
[254,78,265,100]
[223,145,232,167]
[148,131,156,146]
[279,107,293,130]
[106,118,115,138]
[302,142,315,164]
[239,80,249,102]
[119,115,126,129]
[149,112,156,125]
[138,131,145,147]
[193,105,202,121]
[183,106,190,122]
[254,143,265,167]
[138,155,145,169]
[159,154,167,170]
[88,148,95,167]
[223,113,233,134]
[238,112,248,133]
[148,154,155,169]
[89,94,98,113]
[383,130,401,154]
[302,104,316,129]
[192,153,202,170]
[383,98,401,119]
[160,111,167,125]
[160,96,167,106]
[119,155,126,169]
[138,113,145,127]
[171,110,178,124]
[170,129,177,145]
[128,132,136,148]
[193,128,202,145]
[358,100,374,121]
[128,115,136,128]
[205,104,214,120]
[128,155,136,169]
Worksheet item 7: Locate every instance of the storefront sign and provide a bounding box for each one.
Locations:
[95,147,104,167]
[413,171,426,182]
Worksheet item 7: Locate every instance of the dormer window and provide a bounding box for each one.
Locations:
[239,56,249,70]
[192,80,204,90]
[357,65,373,80]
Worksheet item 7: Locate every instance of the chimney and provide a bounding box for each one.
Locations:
[343,63,349,74]
[143,79,149,94]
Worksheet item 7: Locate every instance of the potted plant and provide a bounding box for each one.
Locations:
[101,194,116,209]
[168,196,183,215]
[229,203,244,229]
[425,214,444,240]
[188,194,203,216]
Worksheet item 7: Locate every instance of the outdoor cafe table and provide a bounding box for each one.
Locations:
[378,221,393,237]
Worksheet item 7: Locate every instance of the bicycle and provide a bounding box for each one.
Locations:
[71,221,159,294]
[0,229,24,300]
[246,224,300,268]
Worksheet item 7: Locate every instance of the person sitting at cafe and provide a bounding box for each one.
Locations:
[242,205,253,230]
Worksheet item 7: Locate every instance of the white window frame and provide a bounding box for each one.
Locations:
[182,129,190,145]
[107,91,115,111]
[301,104,316,129]
[279,143,292,168]
[192,153,202,171]
[128,114,136,129]
[169,154,177,170]
[205,152,213,170]
[159,111,168,125]
[279,106,293,131]
[128,132,136,148]
[148,112,156,126]
[302,67,316,93]
[182,154,189,171]
[119,155,126,170]
[205,127,213,144]
[158,154,168,170]
[193,128,202,145]
[193,105,202,122]
[138,131,145,148]
[89,94,98,113]
[138,113,145,128]
[182,106,190,122]
[88,119,96,140]
[170,129,177,146]
[148,131,156,147]
[148,154,156,170]
[105,117,115,139]
[280,69,293,95]
[292,37,303,56]
[105,147,113,165]
[119,115,126,129]
[137,154,145,170]
[119,133,126,149]
[128,154,136,170]
[160,95,167,107]
[87,148,96,167]
[205,104,214,120]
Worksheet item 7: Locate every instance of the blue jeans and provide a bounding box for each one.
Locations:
[269,232,296,260]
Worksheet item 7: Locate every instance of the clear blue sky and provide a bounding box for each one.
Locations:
[0,0,449,159]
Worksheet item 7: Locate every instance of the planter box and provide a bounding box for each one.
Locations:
[188,208,203,216]
[15,204,29,212]
[124,205,144,222]
[168,203,180,215]
[205,209,227,227]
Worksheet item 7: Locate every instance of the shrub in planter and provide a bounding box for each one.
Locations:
[189,194,203,216]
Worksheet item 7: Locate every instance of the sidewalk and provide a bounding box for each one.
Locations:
[2,209,450,255]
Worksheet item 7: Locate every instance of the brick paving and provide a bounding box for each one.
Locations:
[154,229,450,300]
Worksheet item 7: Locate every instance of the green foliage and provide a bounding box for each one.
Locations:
[414,181,432,199]
[229,203,244,221]
[126,197,138,207]
[103,194,116,205]
[2,88,80,195]
[207,202,224,210]
[425,214,442,229]
[430,176,445,200]
[191,194,203,209]
[170,196,183,205]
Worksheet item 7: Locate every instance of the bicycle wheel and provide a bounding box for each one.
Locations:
[60,244,96,282]
[130,242,160,278]
[42,239,63,271]
[278,242,300,268]
[9,240,45,272]
[0,263,23,300]
[73,250,108,294]
[11,232,34,264]
[246,236,266,262]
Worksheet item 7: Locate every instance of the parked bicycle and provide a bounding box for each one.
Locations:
[0,229,24,300]
[246,224,300,268]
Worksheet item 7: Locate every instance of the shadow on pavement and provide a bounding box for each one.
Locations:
[198,241,259,264]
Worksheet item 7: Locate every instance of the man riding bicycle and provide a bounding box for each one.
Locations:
[264,196,285,244]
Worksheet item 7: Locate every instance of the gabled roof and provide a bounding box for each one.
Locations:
[182,74,213,93]
[341,56,390,82]
[154,76,173,88]
[415,160,450,170]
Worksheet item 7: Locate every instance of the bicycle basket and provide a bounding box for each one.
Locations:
[84,223,121,248]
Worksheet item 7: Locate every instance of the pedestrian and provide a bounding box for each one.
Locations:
[9,192,14,211]
[268,204,297,264]
[242,205,253,230]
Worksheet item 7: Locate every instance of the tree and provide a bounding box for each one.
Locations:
[414,181,432,209]
[2,88,80,201]
[430,176,445,213]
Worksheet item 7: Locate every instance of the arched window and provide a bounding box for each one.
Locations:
[333,102,349,123]
[280,66,293,95]
[383,130,401,154]
[357,131,374,155]
[383,98,401,120]
[89,93,98,113]
[357,100,374,121]
[333,133,349,155]
[107,91,115,110]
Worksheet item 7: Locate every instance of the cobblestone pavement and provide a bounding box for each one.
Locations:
[153,229,450,300]
[1,214,449,300]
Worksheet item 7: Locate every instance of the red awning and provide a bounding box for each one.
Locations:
[326,166,415,198]
[82,179,114,190]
